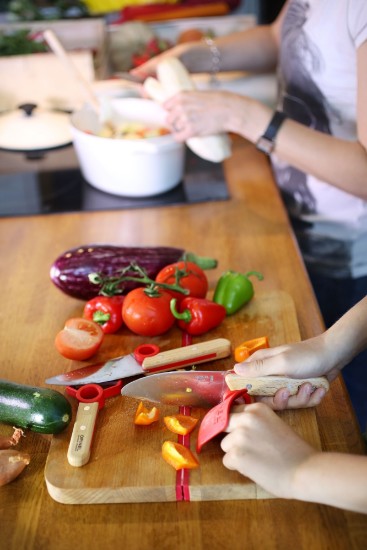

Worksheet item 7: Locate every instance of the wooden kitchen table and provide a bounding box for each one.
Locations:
[0,137,366,549]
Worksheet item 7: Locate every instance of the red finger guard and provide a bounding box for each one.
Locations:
[197,389,252,452]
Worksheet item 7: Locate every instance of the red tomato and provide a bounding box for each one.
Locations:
[122,288,175,336]
[55,318,104,360]
[155,261,208,301]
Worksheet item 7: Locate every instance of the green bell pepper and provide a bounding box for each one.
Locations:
[213,270,263,315]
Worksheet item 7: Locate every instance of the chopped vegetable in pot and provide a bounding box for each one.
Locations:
[97,122,170,140]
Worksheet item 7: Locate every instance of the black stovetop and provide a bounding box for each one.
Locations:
[0,146,230,217]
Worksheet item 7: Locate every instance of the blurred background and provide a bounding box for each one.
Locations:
[0,1,286,24]
[0,0,285,214]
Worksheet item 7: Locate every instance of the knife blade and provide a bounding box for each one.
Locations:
[45,338,231,386]
[120,370,330,407]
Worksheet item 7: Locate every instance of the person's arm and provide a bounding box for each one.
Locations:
[131,1,289,77]
[231,37,367,199]
[237,295,367,378]
[221,402,367,514]
[166,37,367,200]
[181,25,280,74]
[265,40,367,199]
[232,296,367,410]
[131,26,278,77]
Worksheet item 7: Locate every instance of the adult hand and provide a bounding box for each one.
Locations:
[221,402,316,498]
[163,90,251,140]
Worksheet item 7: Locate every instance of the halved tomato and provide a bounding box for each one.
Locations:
[54,318,104,361]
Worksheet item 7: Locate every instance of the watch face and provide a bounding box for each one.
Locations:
[256,136,274,155]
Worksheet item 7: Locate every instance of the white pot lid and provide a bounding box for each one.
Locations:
[0,103,72,151]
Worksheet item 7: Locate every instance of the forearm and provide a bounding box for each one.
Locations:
[274,119,367,200]
[323,296,367,370]
[212,26,279,73]
[294,452,367,513]
[180,25,279,75]
[228,101,367,200]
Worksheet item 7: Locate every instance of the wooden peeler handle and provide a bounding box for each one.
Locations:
[67,401,99,467]
[225,373,330,396]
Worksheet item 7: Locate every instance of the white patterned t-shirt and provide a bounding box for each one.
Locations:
[272,0,367,278]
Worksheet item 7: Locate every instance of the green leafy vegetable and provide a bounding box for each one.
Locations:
[0,29,48,56]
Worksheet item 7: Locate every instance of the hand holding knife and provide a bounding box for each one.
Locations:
[50,336,329,462]
[46,335,329,401]
[120,370,330,407]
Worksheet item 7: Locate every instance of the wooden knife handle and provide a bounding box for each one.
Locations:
[225,373,330,396]
[67,401,99,467]
[142,338,231,373]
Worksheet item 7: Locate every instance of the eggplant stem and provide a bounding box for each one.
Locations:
[182,252,217,270]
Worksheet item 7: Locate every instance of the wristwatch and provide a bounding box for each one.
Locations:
[256,111,287,155]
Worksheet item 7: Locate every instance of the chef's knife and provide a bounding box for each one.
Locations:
[45,338,230,386]
[120,370,330,407]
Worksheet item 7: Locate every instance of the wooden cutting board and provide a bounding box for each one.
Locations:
[44,290,322,504]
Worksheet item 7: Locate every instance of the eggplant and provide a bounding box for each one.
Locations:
[50,245,217,300]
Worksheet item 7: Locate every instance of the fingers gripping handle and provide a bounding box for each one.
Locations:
[225,373,330,396]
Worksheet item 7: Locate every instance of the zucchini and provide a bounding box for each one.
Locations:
[0,380,72,434]
[50,244,217,300]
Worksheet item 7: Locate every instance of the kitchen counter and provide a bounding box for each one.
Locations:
[0,137,366,549]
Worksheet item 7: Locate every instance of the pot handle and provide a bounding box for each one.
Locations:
[19,103,37,117]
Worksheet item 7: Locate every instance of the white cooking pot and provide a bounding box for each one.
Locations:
[70,98,185,197]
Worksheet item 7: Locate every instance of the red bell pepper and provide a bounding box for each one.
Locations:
[83,296,125,334]
[170,297,226,335]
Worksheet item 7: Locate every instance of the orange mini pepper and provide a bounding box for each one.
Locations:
[162,441,199,471]
[163,414,199,436]
[234,336,269,363]
[134,401,160,425]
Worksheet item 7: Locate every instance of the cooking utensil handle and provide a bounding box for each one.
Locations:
[142,338,231,373]
[67,401,99,467]
[224,373,330,396]
[43,29,100,113]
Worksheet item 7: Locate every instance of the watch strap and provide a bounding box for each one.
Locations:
[256,110,287,155]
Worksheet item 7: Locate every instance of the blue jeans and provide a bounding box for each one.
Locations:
[307,270,367,433]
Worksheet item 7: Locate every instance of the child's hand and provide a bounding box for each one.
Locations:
[221,402,316,498]
[234,336,341,410]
